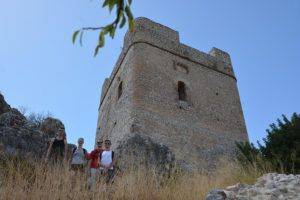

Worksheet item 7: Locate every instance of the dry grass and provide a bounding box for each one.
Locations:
[0,157,269,200]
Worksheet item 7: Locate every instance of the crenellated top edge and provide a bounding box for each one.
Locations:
[133,17,180,42]
[123,17,235,77]
[209,47,232,65]
[99,17,236,108]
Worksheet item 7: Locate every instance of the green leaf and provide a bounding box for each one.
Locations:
[79,31,84,46]
[94,31,105,56]
[125,4,134,31]
[108,0,118,12]
[103,24,113,35]
[116,8,123,23]
[72,30,80,44]
[98,31,105,47]
[109,26,116,38]
[119,16,126,28]
[102,0,110,7]
[94,45,101,57]
[125,5,133,20]
[102,26,110,34]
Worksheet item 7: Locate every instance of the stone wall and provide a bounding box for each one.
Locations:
[95,47,137,149]
[96,17,248,171]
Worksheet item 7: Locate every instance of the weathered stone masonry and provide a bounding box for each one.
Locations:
[95,17,248,170]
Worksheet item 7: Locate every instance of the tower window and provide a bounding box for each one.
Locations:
[118,81,123,100]
[178,81,187,101]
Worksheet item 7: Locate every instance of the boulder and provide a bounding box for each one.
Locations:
[0,108,27,127]
[115,134,175,175]
[205,189,227,200]
[205,173,300,200]
[0,126,47,157]
[0,93,26,127]
[39,117,65,137]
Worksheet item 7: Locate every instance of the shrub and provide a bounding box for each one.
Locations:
[26,111,52,128]
[236,113,300,174]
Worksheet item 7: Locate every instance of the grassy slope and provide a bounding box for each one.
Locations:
[0,155,268,200]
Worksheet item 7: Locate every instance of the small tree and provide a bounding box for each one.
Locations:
[236,113,300,174]
[26,111,53,128]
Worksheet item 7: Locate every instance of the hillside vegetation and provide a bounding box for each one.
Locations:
[0,155,264,200]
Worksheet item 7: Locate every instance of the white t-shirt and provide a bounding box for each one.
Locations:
[71,147,86,165]
[100,150,113,169]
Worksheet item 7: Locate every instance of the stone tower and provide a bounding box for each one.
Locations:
[95,17,248,171]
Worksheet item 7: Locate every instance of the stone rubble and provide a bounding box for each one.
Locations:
[205,173,300,200]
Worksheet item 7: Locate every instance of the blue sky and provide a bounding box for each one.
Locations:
[0,0,299,151]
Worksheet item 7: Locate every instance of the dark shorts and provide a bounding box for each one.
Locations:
[105,169,115,183]
[70,164,85,172]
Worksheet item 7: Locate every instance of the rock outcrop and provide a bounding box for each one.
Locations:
[115,134,175,174]
[0,92,67,158]
[205,173,300,200]
[40,117,65,138]
[0,94,10,115]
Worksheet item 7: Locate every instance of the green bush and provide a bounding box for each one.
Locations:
[236,113,300,174]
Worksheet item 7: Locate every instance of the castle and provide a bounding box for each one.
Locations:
[95,18,248,170]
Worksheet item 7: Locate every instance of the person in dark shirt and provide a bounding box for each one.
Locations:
[45,128,67,164]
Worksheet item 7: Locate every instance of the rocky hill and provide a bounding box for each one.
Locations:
[0,93,70,158]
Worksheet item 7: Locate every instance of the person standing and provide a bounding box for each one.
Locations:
[87,139,103,187]
[100,139,115,184]
[70,138,88,172]
[45,128,67,164]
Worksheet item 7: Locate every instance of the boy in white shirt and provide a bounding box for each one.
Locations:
[99,139,115,183]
